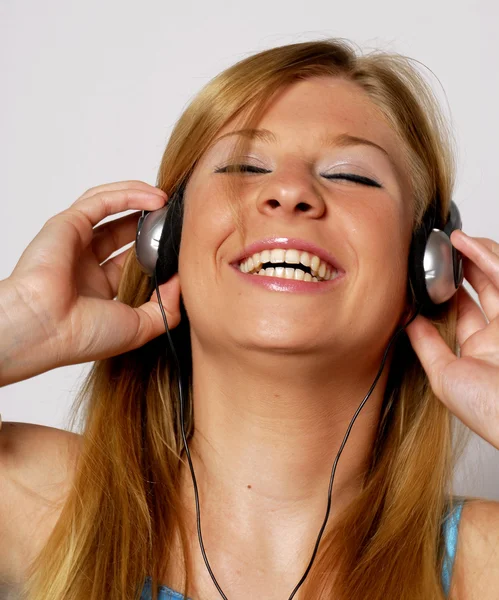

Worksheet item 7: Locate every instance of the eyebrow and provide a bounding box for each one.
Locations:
[210,128,392,160]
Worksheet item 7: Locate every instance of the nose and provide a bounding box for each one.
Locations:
[255,163,326,220]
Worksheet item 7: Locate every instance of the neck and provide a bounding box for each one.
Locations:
[176,339,393,590]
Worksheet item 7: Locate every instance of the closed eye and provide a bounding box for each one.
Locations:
[324,173,382,188]
[214,164,382,188]
[214,164,269,174]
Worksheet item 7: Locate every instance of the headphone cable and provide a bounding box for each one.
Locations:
[153,270,421,599]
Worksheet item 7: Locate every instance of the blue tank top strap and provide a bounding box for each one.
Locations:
[441,498,465,598]
[140,576,189,600]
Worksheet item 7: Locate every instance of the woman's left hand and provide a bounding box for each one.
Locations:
[406,229,499,449]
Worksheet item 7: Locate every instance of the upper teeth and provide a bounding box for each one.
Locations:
[238,249,339,282]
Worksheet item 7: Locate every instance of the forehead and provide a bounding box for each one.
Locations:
[215,76,401,155]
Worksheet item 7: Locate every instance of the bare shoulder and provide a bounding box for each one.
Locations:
[0,421,82,585]
[452,498,499,599]
[0,421,82,477]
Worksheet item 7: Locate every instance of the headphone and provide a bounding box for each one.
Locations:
[135,181,464,311]
[135,182,464,600]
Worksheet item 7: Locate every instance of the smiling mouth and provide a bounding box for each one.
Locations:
[239,248,340,282]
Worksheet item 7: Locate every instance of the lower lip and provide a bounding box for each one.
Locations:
[230,265,344,292]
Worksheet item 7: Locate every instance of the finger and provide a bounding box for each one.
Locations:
[74,275,181,362]
[76,180,166,202]
[45,189,166,260]
[405,314,458,399]
[130,274,182,346]
[92,211,141,264]
[460,256,499,322]
[455,285,488,347]
[15,189,164,279]
[451,231,499,320]
[71,187,166,228]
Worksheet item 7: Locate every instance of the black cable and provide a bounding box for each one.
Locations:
[154,268,422,599]
[153,271,227,599]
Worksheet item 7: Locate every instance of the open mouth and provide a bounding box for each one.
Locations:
[239,248,340,282]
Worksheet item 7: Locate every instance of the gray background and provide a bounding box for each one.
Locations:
[1,0,498,498]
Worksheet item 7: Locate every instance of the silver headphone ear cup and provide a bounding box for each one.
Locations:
[424,228,458,304]
[135,205,169,275]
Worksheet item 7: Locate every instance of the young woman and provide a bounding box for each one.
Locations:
[1,39,499,600]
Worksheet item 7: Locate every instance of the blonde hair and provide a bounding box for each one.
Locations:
[23,38,473,600]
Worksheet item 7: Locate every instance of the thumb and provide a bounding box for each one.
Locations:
[133,274,182,345]
[405,314,457,397]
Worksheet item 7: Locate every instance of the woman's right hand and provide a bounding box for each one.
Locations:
[0,181,181,386]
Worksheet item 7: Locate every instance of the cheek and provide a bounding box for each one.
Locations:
[352,203,410,284]
[179,179,236,278]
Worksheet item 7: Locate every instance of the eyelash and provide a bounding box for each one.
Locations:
[214,164,382,188]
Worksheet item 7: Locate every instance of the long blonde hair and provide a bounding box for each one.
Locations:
[23,38,472,600]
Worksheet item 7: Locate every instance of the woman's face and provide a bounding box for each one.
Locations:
[178,76,414,362]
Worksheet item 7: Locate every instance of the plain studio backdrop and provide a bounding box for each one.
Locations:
[1,0,498,499]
